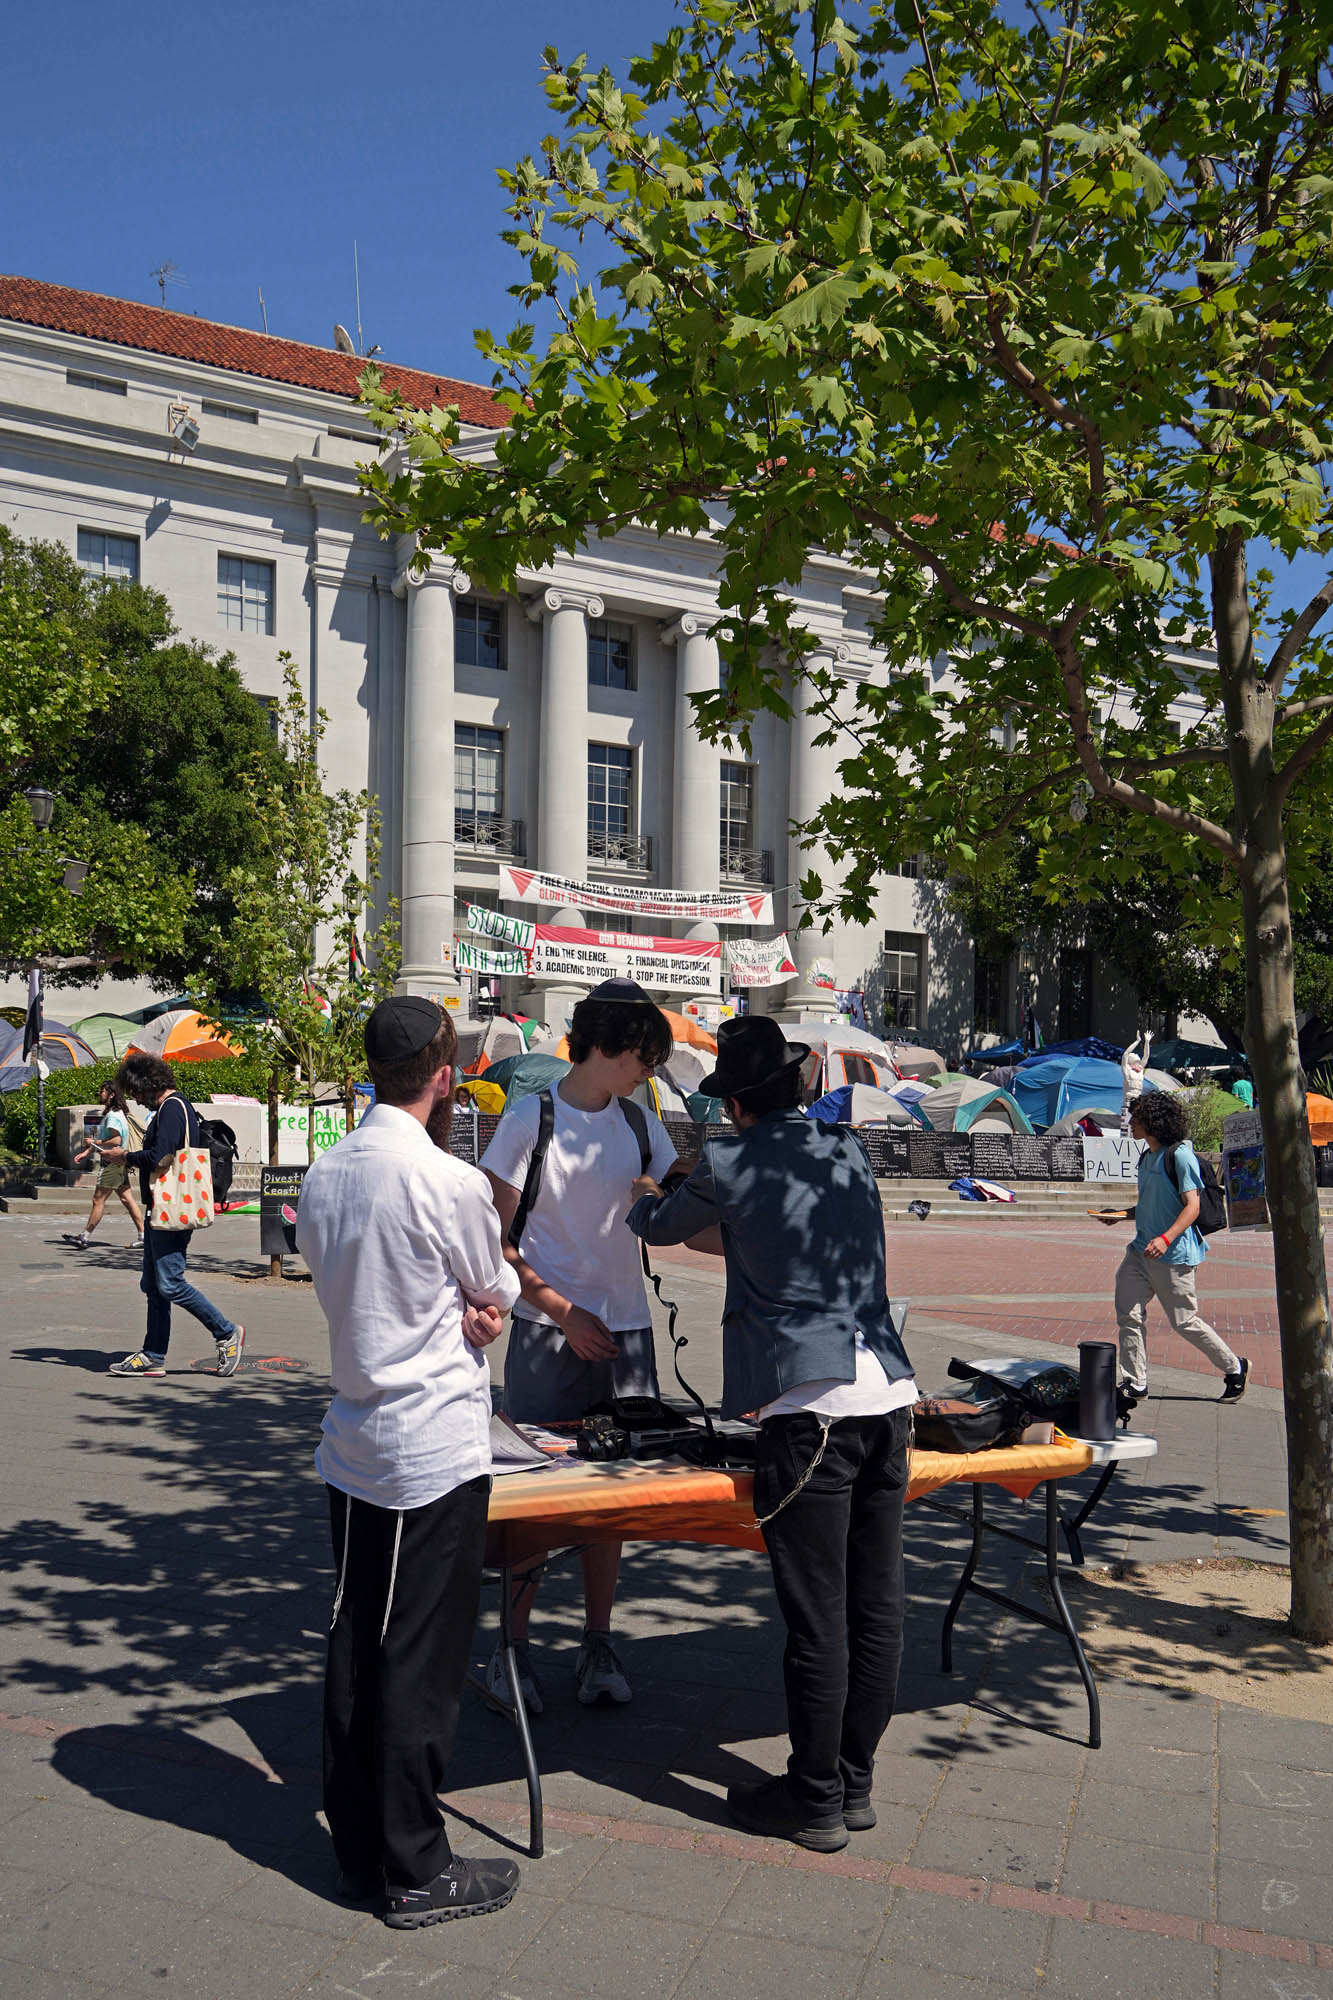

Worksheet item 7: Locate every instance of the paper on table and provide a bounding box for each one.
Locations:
[489,1411,558,1476]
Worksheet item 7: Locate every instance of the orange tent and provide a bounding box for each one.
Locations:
[128,1008,245,1063]
[1308,1094,1333,1147]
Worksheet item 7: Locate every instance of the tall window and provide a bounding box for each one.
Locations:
[455,725,504,818]
[883,931,923,1032]
[217,555,274,634]
[588,618,633,689]
[455,599,506,671]
[896,855,920,879]
[720,760,754,856]
[77,528,139,582]
[588,743,632,840]
[974,948,1009,1036]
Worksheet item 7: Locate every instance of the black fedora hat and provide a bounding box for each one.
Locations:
[700,1016,810,1101]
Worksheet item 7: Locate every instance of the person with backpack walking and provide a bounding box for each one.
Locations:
[64,1079,144,1248]
[106,1052,245,1379]
[1101,1090,1248,1402]
[480,979,681,1711]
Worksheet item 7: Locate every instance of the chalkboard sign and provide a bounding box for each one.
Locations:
[855,1129,913,1178]
[447,1109,502,1167]
[260,1165,307,1257]
[907,1132,974,1179]
[1048,1135,1085,1180]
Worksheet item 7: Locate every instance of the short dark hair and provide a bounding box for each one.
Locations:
[368,1016,458,1105]
[567,996,672,1069]
[1129,1090,1189,1145]
[117,1053,178,1104]
[728,1066,804,1119]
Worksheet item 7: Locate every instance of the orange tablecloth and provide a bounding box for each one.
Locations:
[485,1436,1094,1566]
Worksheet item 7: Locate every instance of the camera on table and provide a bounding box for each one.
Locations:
[575,1413,631,1461]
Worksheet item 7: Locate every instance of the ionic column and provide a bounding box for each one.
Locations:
[663,614,721,895]
[393,563,468,1002]
[784,649,849,1021]
[521,586,602,1032]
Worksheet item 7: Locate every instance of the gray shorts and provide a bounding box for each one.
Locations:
[502,1319,660,1425]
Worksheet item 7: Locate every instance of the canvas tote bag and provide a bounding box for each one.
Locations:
[148,1093,216,1231]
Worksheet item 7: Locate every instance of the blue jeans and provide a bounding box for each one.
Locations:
[141,1226,235,1357]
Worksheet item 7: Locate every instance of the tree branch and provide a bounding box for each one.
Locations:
[1275,691,1333,722]
[1273,705,1333,805]
[1264,575,1333,691]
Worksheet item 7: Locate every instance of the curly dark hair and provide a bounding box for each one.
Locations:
[1128,1090,1189,1145]
[567,996,673,1068]
[116,1053,178,1104]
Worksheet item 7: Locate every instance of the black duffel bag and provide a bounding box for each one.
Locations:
[912,1386,1028,1453]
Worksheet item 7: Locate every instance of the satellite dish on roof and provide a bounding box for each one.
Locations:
[333,324,355,354]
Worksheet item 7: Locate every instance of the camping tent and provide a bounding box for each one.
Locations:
[779,1022,901,1097]
[1010,1054,1160,1131]
[128,1009,244,1063]
[886,1042,947,1080]
[0,1020,98,1093]
[72,1014,143,1062]
[455,1016,529,1074]
[1151,1039,1250,1078]
[484,1052,571,1109]
[917,1073,1035,1135]
[806,1082,915,1127]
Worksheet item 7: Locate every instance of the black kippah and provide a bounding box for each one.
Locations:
[363,995,444,1063]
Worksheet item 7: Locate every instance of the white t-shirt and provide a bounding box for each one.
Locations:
[758,1329,918,1422]
[482,1087,678,1332]
[296,1102,519,1511]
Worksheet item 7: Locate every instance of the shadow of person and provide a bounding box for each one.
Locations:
[14,1344,124,1373]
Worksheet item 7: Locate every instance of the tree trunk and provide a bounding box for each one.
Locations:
[1215,530,1333,1640]
[267,1070,282,1281]
[1240,835,1333,1642]
[345,1080,355,1134]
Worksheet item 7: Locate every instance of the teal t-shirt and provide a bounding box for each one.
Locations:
[97,1109,129,1147]
[1133,1140,1206,1265]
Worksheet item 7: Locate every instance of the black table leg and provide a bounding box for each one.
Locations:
[941,1483,985,1673]
[497,1562,544,1859]
[1059,1462,1116,1568]
[1044,1482,1101,1749]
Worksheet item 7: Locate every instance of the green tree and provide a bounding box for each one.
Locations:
[0,529,293,989]
[203,660,399,1179]
[359,1,1333,1634]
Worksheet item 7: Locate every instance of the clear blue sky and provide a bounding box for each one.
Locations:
[7,0,1326,637]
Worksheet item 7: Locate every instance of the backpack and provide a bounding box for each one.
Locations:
[1164,1141,1227,1236]
[196,1115,239,1210]
[507,1089,651,1251]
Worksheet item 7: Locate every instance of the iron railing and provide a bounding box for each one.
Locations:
[587,830,652,869]
[455,812,525,857]
[721,845,774,884]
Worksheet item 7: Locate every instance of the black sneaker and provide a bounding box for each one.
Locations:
[726,1776,849,1852]
[384,1857,520,1929]
[1220,1358,1250,1402]
[843,1791,877,1831]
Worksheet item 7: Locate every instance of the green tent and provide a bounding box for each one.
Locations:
[72,1014,143,1062]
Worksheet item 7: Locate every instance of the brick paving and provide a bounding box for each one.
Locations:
[1,1206,1330,1998]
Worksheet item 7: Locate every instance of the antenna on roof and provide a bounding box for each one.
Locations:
[150,261,186,307]
[333,324,356,355]
[354,240,364,357]
[257,285,268,335]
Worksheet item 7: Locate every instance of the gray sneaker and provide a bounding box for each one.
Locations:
[215,1326,245,1377]
[108,1350,165,1377]
[484,1642,544,1716]
[576,1630,631,1706]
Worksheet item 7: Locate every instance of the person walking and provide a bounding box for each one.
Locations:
[64,1080,144,1248]
[107,1053,244,1379]
[1102,1090,1249,1401]
[480,978,681,1713]
[295,995,521,1928]
[627,1015,917,1854]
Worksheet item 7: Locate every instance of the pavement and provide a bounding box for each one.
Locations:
[0,1206,1330,1999]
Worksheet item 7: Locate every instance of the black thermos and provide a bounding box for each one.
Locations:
[1078,1341,1118,1440]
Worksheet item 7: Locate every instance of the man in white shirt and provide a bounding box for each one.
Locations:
[628,1015,917,1855]
[481,979,680,1711]
[296,996,520,1930]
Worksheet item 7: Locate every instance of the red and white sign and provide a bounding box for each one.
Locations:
[531,924,722,995]
[726,933,799,988]
[501,866,773,927]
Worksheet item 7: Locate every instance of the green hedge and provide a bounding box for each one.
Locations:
[2,1055,277,1157]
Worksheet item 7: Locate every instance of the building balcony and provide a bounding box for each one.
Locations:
[721,845,774,885]
[588,829,653,870]
[455,811,526,857]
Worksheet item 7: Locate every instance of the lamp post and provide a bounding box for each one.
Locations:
[22,787,56,1162]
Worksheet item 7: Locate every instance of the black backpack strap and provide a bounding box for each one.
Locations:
[508,1090,556,1251]
[1163,1140,1183,1192]
[617,1096,652,1174]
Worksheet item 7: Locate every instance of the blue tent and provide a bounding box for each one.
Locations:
[1019,1036,1125,1065]
[1010,1054,1157,1130]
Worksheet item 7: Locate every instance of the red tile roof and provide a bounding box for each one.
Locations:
[0,276,511,427]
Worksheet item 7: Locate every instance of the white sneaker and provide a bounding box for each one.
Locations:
[484,1642,544,1716]
[576,1630,631,1706]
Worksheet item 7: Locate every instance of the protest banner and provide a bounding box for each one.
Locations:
[726,933,799,987]
[501,865,773,926]
[531,923,722,994]
[465,904,536,951]
[455,938,531,977]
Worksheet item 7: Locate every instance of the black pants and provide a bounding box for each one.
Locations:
[756,1407,911,1815]
[324,1477,490,1890]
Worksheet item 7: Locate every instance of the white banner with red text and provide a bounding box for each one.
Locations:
[500,865,773,927]
[530,924,723,995]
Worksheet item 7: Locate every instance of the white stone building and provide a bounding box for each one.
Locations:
[0,277,1206,1053]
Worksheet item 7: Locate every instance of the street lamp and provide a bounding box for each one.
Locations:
[24,785,54,831]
